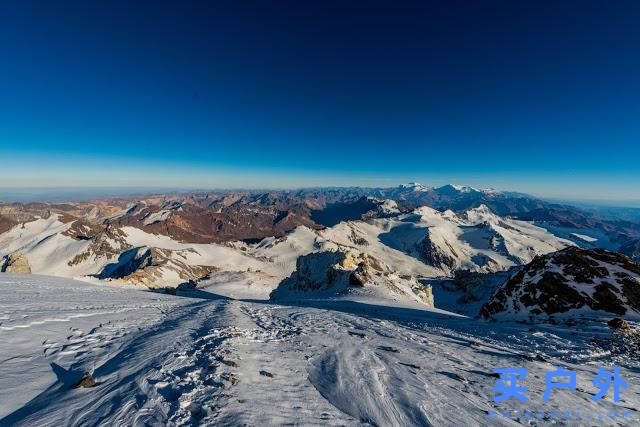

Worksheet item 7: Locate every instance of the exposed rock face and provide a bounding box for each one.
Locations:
[68,226,131,267]
[74,372,96,388]
[347,253,384,287]
[266,251,350,294]
[95,246,216,289]
[1,251,31,274]
[270,250,434,307]
[416,231,459,271]
[108,200,319,244]
[480,247,640,321]
[61,218,104,240]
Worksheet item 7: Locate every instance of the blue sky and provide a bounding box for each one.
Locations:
[1,1,639,201]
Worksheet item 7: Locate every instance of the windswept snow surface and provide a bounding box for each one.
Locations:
[2,274,640,426]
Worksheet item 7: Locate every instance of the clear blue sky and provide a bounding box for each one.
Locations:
[1,1,639,201]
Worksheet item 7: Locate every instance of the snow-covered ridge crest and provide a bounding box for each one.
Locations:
[397,204,573,273]
[398,182,432,192]
[0,215,243,288]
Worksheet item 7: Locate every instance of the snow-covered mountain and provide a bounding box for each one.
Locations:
[1,188,637,318]
[0,214,264,289]
[481,247,640,321]
[322,204,572,275]
[0,203,574,289]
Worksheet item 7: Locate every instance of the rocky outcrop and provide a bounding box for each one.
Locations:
[608,317,631,331]
[270,250,434,307]
[95,246,216,289]
[416,231,459,271]
[74,372,97,388]
[68,226,131,267]
[1,251,31,274]
[61,218,104,240]
[480,247,640,321]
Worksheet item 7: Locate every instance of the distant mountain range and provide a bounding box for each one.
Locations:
[2,183,639,249]
[1,183,639,317]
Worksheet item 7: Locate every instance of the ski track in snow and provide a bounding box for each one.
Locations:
[2,275,640,426]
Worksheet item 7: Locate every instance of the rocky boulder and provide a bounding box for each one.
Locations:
[1,251,31,274]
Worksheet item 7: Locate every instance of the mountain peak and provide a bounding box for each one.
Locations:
[470,203,493,213]
[399,182,431,192]
[435,184,479,195]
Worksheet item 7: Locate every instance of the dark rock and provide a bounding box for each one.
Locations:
[221,372,238,385]
[348,270,368,287]
[417,231,458,270]
[220,359,238,368]
[399,362,421,370]
[259,370,274,378]
[74,372,96,388]
[608,318,631,331]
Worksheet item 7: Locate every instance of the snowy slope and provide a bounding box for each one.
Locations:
[0,274,182,419]
[2,274,640,425]
[0,215,93,276]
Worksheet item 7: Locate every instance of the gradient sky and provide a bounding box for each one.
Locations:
[1,1,639,201]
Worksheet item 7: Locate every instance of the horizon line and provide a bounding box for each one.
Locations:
[2,184,640,209]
